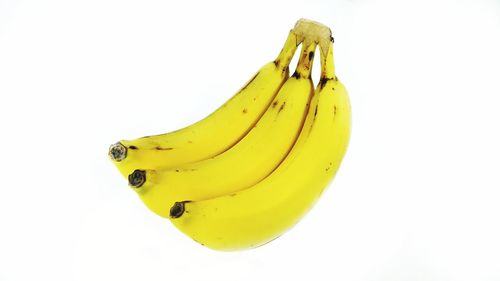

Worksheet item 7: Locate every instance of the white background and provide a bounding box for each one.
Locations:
[1,0,500,280]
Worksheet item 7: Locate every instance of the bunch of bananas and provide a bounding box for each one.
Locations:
[109,19,351,251]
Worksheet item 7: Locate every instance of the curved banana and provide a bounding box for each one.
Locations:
[169,34,351,251]
[109,31,299,178]
[128,42,317,218]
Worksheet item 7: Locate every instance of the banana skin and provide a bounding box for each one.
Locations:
[169,36,351,251]
[127,42,317,218]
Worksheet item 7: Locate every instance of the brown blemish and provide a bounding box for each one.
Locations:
[308,51,314,61]
[292,71,300,79]
[242,108,248,114]
[319,77,328,89]
[333,105,337,115]
[155,146,173,151]
[326,162,333,171]
[310,105,319,132]
[272,100,279,108]
[281,66,288,75]
[278,102,286,113]
[309,120,315,131]
[128,145,138,150]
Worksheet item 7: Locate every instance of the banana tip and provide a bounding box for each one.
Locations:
[170,201,187,219]
[109,142,127,161]
[128,169,146,188]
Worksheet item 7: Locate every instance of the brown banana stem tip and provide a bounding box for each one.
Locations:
[109,142,127,161]
[128,169,146,188]
[170,201,186,219]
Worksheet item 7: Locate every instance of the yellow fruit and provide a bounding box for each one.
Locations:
[169,30,351,251]
[129,42,317,218]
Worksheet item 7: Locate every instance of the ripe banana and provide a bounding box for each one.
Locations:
[168,33,351,251]
[108,31,298,178]
[127,41,317,218]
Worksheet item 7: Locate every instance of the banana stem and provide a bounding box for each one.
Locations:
[292,18,335,79]
[275,31,299,70]
[277,19,336,79]
[294,42,317,79]
[319,40,336,80]
[293,19,332,57]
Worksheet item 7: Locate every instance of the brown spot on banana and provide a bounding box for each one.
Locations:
[308,51,314,61]
[278,102,286,113]
[319,77,329,89]
[309,105,319,132]
[155,146,173,150]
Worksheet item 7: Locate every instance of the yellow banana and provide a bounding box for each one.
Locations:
[168,32,351,251]
[108,30,299,178]
[128,42,317,218]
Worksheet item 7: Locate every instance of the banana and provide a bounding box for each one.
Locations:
[127,41,317,218]
[108,30,299,178]
[168,31,351,251]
